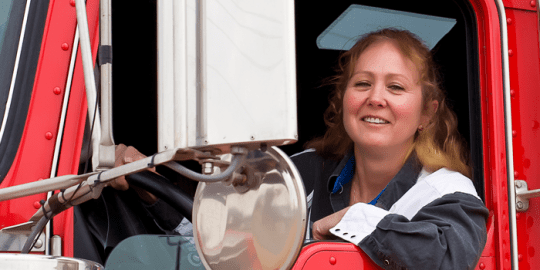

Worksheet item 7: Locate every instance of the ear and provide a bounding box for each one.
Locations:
[421,100,439,124]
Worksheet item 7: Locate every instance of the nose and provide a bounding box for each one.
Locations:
[367,84,386,107]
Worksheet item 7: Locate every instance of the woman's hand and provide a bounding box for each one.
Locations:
[110,144,157,204]
[312,206,351,240]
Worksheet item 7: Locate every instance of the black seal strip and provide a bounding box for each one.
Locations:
[98,45,113,65]
[148,154,157,168]
[94,171,104,187]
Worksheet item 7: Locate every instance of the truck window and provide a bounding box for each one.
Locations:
[288,0,484,199]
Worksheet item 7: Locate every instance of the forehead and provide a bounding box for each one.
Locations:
[352,40,420,81]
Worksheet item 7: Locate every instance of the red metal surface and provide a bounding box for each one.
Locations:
[468,0,511,269]
[0,0,99,257]
[502,0,538,11]
[0,0,77,230]
[292,242,382,270]
[477,213,497,269]
[505,6,540,270]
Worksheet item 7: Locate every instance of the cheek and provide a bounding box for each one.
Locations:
[393,100,423,123]
[343,91,363,115]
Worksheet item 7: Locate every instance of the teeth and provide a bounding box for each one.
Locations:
[363,117,388,124]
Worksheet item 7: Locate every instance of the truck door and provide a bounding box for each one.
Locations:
[505,1,540,270]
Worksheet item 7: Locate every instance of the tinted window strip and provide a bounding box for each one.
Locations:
[0,0,50,183]
[0,0,27,126]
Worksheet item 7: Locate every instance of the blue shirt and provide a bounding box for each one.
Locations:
[331,155,386,205]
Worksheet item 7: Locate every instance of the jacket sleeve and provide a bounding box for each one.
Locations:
[330,192,488,270]
[330,168,489,270]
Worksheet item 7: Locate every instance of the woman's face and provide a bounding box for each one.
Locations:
[343,40,436,154]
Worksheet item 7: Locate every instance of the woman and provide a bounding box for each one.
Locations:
[291,29,488,269]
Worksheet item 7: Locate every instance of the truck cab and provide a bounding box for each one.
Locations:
[0,0,538,269]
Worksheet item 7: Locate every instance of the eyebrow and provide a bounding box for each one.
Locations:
[351,71,413,83]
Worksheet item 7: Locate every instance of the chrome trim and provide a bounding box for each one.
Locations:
[0,231,45,252]
[0,0,33,144]
[74,0,102,172]
[196,0,207,144]
[45,29,80,256]
[98,0,115,170]
[0,254,103,270]
[156,0,175,151]
[494,0,518,269]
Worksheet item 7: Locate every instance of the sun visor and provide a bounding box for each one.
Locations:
[317,4,456,51]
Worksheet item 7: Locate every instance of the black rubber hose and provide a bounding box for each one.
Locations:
[21,215,49,254]
[125,171,194,222]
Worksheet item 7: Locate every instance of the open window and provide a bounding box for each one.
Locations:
[110,0,483,198]
[287,0,484,200]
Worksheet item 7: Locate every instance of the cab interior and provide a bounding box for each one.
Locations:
[109,0,484,200]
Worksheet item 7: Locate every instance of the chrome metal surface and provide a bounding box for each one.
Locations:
[0,254,103,269]
[23,148,224,222]
[156,0,178,151]
[0,231,45,252]
[196,0,207,142]
[74,0,102,171]
[193,146,306,270]
[157,0,298,154]
[495,0,518,268]
[0,173,96,202]
[0,221,35,235]
[514,180,540,212]
[50,235,62,256]
[98,0,115,170]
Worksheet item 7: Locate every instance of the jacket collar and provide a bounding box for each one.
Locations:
[326,149,422,211]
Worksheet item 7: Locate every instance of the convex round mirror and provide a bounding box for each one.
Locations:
[193,146,307,270]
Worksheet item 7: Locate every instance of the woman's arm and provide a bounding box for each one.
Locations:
[331,193,488,270]
[322,169,489,270]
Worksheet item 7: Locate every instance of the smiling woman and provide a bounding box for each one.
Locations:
[291,29,488,270]
[343,40,435,162]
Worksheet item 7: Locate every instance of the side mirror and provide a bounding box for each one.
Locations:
[193,147,307,270]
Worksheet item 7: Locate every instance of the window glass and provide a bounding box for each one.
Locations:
[0,0,15,52]
[317,4,456,51]
[0,0,24,130]
[0,0,48,183]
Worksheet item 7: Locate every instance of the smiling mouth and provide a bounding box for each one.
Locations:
[362,117,390,124]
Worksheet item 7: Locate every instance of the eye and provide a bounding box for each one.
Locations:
[354,81,371,88]
[388,84,405,91]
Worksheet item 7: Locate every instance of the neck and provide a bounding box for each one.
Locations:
[349,144,411,205]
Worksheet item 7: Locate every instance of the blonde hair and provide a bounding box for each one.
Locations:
[307,28,471,177]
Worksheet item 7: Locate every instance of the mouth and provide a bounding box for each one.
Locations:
[361,116,390,124]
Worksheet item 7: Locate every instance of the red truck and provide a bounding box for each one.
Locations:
[0,0,538,269]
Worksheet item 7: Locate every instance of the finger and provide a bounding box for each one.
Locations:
[111,144,131,190]
[123,146,156,172]
[312,206,351,240]
[110,176,129,191]
[124,146,147,163]
[115,144,128,161]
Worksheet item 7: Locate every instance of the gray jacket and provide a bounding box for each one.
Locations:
[291,149,488,270]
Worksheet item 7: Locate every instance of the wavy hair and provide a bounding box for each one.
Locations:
[307,28,471,177]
